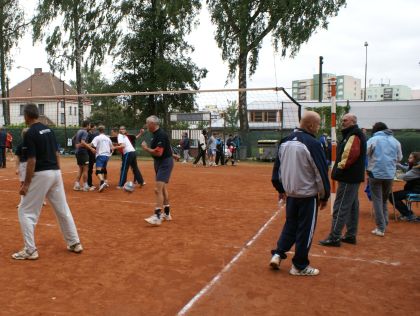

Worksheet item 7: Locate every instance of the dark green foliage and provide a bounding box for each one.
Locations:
[69,67,133,129]
[32,0,122,122]
[114,0,207,128]
[391,131,420,163]
[224,100,239,134]
[206,0,347,132]
[0,0,27,125]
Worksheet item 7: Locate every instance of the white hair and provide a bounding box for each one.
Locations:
[146,115,160,125]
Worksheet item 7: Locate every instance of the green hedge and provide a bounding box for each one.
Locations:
[4,126,419,161]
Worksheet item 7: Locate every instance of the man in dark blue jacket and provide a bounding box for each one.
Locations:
[270,111,330,276]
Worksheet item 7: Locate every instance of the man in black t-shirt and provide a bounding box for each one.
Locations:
[11,103,83,260]
[141,115,174,226]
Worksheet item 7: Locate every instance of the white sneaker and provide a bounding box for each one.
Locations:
[371,228,385,237]
[269,254,281,270]
[144,214,162,226]
[162,213,172,221]
[73,184,82,191]
[82,186,90,192]
[99,183,107,192]
[89,186,96,191]
[67,243,83,253]
[12,248,39,260]
[289,264,319,276]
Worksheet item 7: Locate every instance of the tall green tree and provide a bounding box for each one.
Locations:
[207,0,346,133]
[224,100,239,134]
[32,0,122,124]
[70,66,132,129]
[115,0,207,128]
[0,0,26,125]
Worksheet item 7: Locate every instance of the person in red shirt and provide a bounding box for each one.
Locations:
[6,132,14,161]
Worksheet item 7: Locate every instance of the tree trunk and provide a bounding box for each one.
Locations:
[0,5,8,125]
[238,51,248,132]
[149,0,158,116]
[73,5,84,125]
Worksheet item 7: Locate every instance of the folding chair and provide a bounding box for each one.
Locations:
[407,193,420,213]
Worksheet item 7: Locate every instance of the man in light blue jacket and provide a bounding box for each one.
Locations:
[367,122,402,236]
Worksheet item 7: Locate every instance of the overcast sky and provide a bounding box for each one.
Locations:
[9,0,420,92]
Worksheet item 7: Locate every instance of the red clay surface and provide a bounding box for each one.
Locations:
[0,157,419,315]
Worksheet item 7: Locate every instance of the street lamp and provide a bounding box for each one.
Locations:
[17,66,33,97]
[364,42,368,101]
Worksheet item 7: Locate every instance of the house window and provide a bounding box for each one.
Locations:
[20,104,25,116]
[266,111,277,122]
[251,111,263,122]
[250,111,277,122]
[74,107,77,116]
[60,113,65,124]
[38,104,45,115]
[61,101,65,108]
[69,106,72,115]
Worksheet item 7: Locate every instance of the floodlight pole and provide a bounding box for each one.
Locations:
[364,42,368,101]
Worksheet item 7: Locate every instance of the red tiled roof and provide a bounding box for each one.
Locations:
[10,69,91,104]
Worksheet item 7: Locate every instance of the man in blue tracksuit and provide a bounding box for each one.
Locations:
[270,111,330,276]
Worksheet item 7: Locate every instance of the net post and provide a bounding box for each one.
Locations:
[329,78,337,214]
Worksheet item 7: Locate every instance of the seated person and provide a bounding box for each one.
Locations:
[389,152,420,221]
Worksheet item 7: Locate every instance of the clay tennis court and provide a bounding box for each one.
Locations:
[0,157,419,315]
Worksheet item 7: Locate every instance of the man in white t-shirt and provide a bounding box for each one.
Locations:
[114,126,145,188]
[87,125,113,192]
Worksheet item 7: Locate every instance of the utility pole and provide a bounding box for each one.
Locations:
[319,56,323,102]
[6,76,10,125]
[364,42,368,101]
[62,80,67,147]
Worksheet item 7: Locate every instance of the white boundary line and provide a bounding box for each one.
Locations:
[177,205,402,315]
[0,170,77,182]
[177,209,281,316]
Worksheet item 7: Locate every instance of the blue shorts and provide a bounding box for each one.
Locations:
[154,157,174,183]
[96,155,110,168]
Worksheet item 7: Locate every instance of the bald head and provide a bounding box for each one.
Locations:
[300,111,321,134]
[342,113,357,129]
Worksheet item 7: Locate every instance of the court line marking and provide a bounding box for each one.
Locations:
[0,190,154,206]
[0,216,90,232]
[177,208,281,316]
[0,170,78,182]
[177,208,402,315]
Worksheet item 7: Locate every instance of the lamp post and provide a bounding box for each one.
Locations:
[17,66,33,97]
[364,42,368,101]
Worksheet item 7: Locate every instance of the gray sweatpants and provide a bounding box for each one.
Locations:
[368,178,393,232]
[18,170,80,253]
[330,182,361,239]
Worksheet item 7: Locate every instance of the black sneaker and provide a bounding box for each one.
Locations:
[341,235,357,245]
[319,237,341,247]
